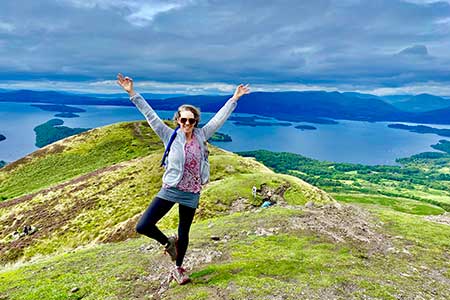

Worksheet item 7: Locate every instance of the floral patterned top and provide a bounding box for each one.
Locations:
[164,135,202,193]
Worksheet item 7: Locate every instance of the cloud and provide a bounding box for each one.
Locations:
[1,0,450,94]
[126,2,186,26]
[403,0,450,4]
[397,45,429,56]
[61,0,192,26]
[0,21,15,33]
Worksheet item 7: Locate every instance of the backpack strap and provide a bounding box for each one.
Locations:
[161,126,180,167]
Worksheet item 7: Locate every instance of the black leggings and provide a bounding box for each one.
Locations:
[135,196,196,267]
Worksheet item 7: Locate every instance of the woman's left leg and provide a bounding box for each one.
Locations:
[176,204,196,267]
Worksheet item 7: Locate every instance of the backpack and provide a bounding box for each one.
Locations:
[160,126,180,167]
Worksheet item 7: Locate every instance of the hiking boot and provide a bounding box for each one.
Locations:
[164,235,178,261]
[171,267,190,285]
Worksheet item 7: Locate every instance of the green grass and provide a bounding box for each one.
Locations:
[208,153,271,181]
[0,121,163,201]
[333,193,445,215]
[373,207,450,261]
[0,238,150,300]
[198,172,333,219]
[2,206,448,299]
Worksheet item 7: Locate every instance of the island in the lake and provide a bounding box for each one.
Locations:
[234,121,292,127]
[31,104,85,118]
[0,134,5,142]
[229,116,292,127]
[34,119,91,148]
[248,115,272,120]
[295,125,317,130]
[388,124,450,137]
[266,115,339,124]
[31,104,86,113]
[431,139,450,154]
[228,116,271,122]
[55,112,80,118]
[209,132,232,142]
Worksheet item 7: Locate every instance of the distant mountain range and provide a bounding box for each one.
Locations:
[344,92,450,112]
[78,92,188,99]
[2,89,450,124]
[383,94,450,112]
[0,90,132,106]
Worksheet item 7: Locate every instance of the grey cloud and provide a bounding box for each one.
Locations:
[398,45,429,56]
[1,0,450,91]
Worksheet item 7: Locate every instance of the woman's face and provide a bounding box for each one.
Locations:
[177,110,196,135]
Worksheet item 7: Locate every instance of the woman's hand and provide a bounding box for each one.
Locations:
[232,84,250,101]
[117,73,136,97]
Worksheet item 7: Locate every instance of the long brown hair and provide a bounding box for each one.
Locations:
[173,104,201,127]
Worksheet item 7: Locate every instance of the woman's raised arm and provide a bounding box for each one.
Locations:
[117,73,173,142]
[202,84,250,140]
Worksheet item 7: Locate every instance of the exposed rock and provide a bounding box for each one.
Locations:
[139,244,156,253]
[230,197,257,213]
[424,212,450,226]
[270,194,284,204]
[224,165,235,173]
[289,204,392,255]
[305,201,315,209]
[255,227,279,236]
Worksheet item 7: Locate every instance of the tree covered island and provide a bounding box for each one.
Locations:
[54,112,80,118]
[229,116,292,127]
[295,125,317,130]
[34,119,90,148]
[31,104,86,113]
[388,123,450,137]
[31,104,85,118]
[431,139,450,153]
[209,132,232,142]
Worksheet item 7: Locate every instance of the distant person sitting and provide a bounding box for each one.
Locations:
[252,186,257,198]
[117,73,250,285]
[23,225,31,235]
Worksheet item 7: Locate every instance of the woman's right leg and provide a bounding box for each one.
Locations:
[135,196,175,245]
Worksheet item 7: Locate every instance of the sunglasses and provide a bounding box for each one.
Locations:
[180,117,196,125]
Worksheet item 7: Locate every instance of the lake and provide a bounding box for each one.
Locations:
[0,101,448,165]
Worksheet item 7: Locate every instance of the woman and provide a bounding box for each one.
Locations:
[117,73,250,284]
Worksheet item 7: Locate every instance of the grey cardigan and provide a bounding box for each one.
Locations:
[130,93,237,187]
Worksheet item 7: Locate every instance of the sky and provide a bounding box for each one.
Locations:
[1,0,450,95]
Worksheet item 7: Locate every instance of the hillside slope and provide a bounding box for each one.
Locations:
[0,122,333,264]
[0,121,163,201]
[0,204,449,299]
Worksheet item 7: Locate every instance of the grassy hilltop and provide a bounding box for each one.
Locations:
[0,121,449,300]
